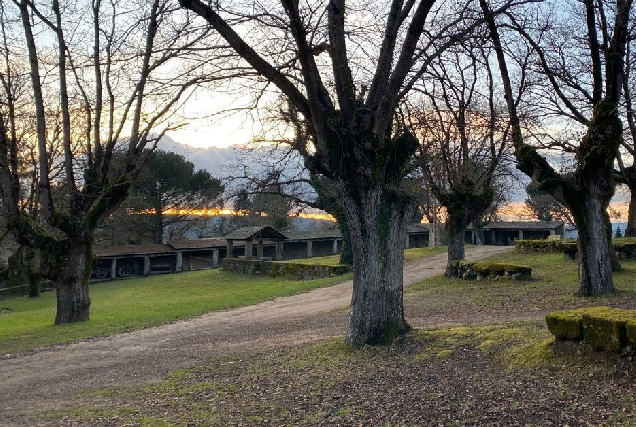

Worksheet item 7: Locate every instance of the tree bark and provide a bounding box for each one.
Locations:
[340,185,413,346]
[625,183,636,237]
[446,225,466,277]
[570,190,614,296]
[49,240,92,324]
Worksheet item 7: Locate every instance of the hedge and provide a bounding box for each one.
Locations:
[546,306,636,352]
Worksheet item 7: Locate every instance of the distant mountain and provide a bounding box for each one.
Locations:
[157,136,243,179]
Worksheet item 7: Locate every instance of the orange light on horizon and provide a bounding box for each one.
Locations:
[128,207,336,222]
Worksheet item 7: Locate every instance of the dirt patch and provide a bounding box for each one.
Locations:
[1,246,518,425]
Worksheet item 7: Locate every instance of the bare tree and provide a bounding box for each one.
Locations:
[0,0,219,323]
[410,40,512,274]
[481,0,634,296]
[179,0,492,345]
[617,25,636,235]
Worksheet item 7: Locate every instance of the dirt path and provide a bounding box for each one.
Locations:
[0,245,513,425]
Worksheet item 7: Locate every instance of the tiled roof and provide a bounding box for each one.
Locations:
[285,229,342,241]
[224,225,288,240]
[477,221,564,231]
[94,244,175,257]
[168,238,227,250]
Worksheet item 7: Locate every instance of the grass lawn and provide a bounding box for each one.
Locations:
[0,268,352,355]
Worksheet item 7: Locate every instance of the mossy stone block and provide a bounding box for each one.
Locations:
[545,310,585,341]
[626,320,636,344]
[582,312,627,352]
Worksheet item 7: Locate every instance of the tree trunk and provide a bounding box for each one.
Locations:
[446,224,466,277]
[571,192,614,296]
[153,201,163,244]
[625,186,636,237]
[52,241,92,324]
[340,185,413,346]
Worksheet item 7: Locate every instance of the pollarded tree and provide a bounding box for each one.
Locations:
[481,0,634,296]
[616,27,636,235]
[410,40,512,275]
[0,0,220,324]
[180,0,492,345]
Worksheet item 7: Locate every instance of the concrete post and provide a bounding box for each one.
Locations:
[144,256,150,275]
[175,252,183,272]
[332,239,338,255]
[245,240,253,259]
[111,259,117,279]
[275,241,284,260]
[405,234,410,249]
[227,240,234,258]
[213,249,219,267]
[307,241,313,258]
[257,240,264,258]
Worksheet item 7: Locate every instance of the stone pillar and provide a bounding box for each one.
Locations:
[257,240,264,258]
[405,234,410,249]
[245,240,253,259]
[307,241,313,258]
[275,241,284,261]
[175,252,183,272]
[144,256,150,275]
[212,249,219,267]
[111,259,117,279]
[332,239,338,255]
[227,239,234,259]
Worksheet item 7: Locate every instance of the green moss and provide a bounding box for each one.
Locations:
[582,314,627,352]
[545,309,587,341]
[626,320,636,344]
[546,307,636,352]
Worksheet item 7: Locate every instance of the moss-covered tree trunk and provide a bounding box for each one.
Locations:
[45,238,93,324]
[446,221,466,277]
[437,189,493,277]
[341,185,413,346]
[568,186,616,296]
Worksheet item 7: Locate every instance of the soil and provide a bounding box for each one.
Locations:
[0,246,578,425]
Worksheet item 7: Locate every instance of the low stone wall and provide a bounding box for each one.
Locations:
[222,258,350,280]
[449,260,531,280]
[546,306,636,352]
[517,239,636,261]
